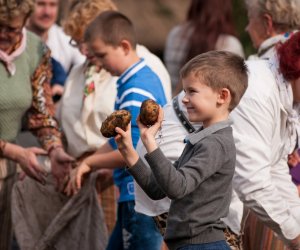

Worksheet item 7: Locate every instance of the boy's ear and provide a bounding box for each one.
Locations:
[120,40,131,55]
[217,88,231,105]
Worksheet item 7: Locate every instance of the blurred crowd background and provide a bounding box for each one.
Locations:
[58,0,255,59]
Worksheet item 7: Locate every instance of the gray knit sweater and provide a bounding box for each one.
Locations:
[128,120,235,250]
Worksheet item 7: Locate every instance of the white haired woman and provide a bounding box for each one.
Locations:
[236,0,300,249]
[245,0,300,59]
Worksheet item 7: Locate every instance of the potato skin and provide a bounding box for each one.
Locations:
[140,99,159,126]
[100,110,131,138]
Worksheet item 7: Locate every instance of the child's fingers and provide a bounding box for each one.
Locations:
[136,115,146,129]
[126,122,131,132]
[157,106,164,123]
[149,107,164,131]
[115,122,131,137]
[76,170,83,190]
[115,127,126,136]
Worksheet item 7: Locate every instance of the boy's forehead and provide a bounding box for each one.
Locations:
[183,71,204,82]
[88,37,108,51]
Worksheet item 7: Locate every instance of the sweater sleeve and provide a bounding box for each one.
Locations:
[144,142,225,200]
[27,45,62,151]
[128,157,167,200]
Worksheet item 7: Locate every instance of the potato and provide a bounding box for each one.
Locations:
[140,99,159,126]
[100,110,131,138]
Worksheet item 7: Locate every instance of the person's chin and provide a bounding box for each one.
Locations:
[188,112,204,123]
[107,69,119,76]
[187,113,197,122]
[36,20,55,31]
[0,40,11,47]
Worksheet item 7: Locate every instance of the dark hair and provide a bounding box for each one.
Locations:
[183,0,236,65]
[180,51,248,111]
[277,32,300,81]
[84,10,136,48]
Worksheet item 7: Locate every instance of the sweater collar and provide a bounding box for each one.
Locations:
[185,119,233,145]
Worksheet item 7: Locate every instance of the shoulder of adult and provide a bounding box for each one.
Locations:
[26,29,45,52]
[242,60,278,102]
[48,23,68,39]
[48,24,86,68]
[47,24,74,49]
[25,30,48,75]
[216,34,245,58]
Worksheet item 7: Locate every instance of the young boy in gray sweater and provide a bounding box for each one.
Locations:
[115,51,248,250]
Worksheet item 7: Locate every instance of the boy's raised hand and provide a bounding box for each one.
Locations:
[137,106,164,153]
[115,122,133,153]
[115,123,139,167]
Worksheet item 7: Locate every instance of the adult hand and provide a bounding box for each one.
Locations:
[288,150,300,168]
[49,146,74,192]
[288,235,300,250]
[14,146,48,184]
[64,161,91,196]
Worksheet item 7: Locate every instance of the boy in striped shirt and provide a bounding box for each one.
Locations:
[66,10,167,250]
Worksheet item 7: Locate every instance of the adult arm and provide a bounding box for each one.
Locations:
[26,46,74,189]
[0,140,48,183]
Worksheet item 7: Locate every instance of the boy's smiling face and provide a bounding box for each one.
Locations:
[88,37,127,76]
[182,73,225,127]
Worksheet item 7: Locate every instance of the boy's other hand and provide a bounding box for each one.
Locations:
[64,162,91,196]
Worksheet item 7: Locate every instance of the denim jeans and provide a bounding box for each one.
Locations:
[177,240,231,250]
[106,201,162,250]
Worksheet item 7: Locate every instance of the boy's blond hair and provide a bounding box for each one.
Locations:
[85,10,136,48]
[180,51,248,111]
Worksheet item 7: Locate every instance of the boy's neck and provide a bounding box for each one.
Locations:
[202,112,229,128]
[120,52,141,75]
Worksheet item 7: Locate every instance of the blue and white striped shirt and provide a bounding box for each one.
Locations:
[109,58,167,202]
